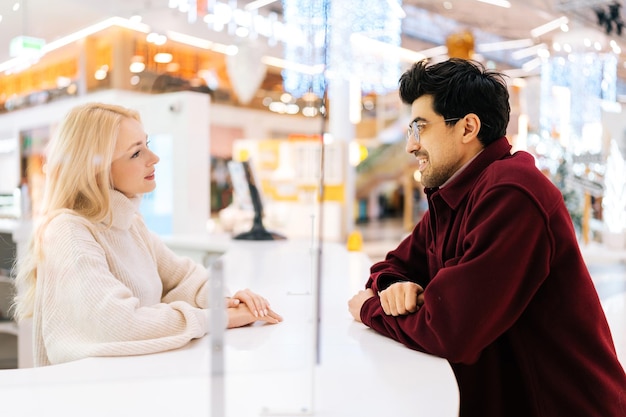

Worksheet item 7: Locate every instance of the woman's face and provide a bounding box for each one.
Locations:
[110,117,159,198]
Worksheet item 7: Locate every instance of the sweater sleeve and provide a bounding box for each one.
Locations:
[137,222,213,308]
[36,216,213,365]
[360,186,556,364]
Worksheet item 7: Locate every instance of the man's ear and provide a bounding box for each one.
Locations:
[461,113,481,144]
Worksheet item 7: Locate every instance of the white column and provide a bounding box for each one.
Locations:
[327,2,357,241]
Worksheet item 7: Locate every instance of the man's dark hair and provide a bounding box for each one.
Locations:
[398,58,510,146]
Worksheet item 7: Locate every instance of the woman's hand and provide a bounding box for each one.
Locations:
[225,288,271,317]
[226,302,283,328]
[225,288,283,328]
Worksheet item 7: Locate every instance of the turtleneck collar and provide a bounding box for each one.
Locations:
[107,190,142,230]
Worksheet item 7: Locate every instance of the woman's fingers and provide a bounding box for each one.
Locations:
[232,289,270,317]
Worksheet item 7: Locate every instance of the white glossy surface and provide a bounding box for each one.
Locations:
[162,232,233,266]
[0,240,459,417]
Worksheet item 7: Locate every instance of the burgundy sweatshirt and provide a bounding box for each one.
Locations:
[361,136,626,417]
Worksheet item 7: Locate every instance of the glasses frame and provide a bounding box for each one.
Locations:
[407,117,462,144]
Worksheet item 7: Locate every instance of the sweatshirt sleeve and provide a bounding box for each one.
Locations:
[36,216,214,365]
[360,186,556,364]
[366,217,431,293]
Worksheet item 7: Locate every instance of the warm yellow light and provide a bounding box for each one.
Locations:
[349,141,369,166]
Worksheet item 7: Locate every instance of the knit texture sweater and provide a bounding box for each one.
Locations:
[33,191,212,367]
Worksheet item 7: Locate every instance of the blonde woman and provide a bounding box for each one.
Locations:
[13,102,282,367]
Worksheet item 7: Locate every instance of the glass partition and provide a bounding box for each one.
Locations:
[0,4,354,417]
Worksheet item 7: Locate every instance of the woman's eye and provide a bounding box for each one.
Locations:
[131,150,140,159]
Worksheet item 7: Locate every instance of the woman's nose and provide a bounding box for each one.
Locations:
[149,149,160,165]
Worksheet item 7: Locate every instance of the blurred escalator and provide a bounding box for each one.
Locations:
[355,140,417,199]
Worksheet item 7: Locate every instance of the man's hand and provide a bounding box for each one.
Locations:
[348,288,375,322]
[379,281,424,316]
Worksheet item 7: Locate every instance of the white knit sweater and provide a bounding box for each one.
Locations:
[33,191,213,366]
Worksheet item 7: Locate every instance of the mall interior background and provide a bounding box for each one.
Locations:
[0,0,625,369]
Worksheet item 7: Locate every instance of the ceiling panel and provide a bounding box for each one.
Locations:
[1,0,625,80]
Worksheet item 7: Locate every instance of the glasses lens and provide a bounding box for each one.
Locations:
[409,121,419,142]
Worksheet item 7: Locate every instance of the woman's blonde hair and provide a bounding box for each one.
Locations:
[12,102,141,321]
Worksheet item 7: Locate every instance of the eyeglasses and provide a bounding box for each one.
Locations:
[406,118,461,144]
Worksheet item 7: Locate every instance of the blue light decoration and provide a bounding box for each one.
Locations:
[332,0,403,94]
[281,0,403,98]
[539,52,617,153]
[281,0,329,99]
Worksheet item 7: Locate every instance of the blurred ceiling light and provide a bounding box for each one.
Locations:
[244,0,279,10]
[269,101,286,113]
[147,32,167,45]
[129,61,145,73]
[154,53,173,63]
[262,55,324,74]
[0,18,166,74]
[476,0,511,7]
[476,38,534,52]
[56,76,72,88]
[416,45,448,59]
[531,16,569,38]
[285,103,300,114]
[235,26,249,37]
[302,106,318,117]
[167,31,213,50]
[522,57,542,72]
[94,66,108,80]
[350,33,426,62]
[511,43,548,60]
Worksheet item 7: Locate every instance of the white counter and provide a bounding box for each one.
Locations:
[0,240,459,417]
[161,232,232,266]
